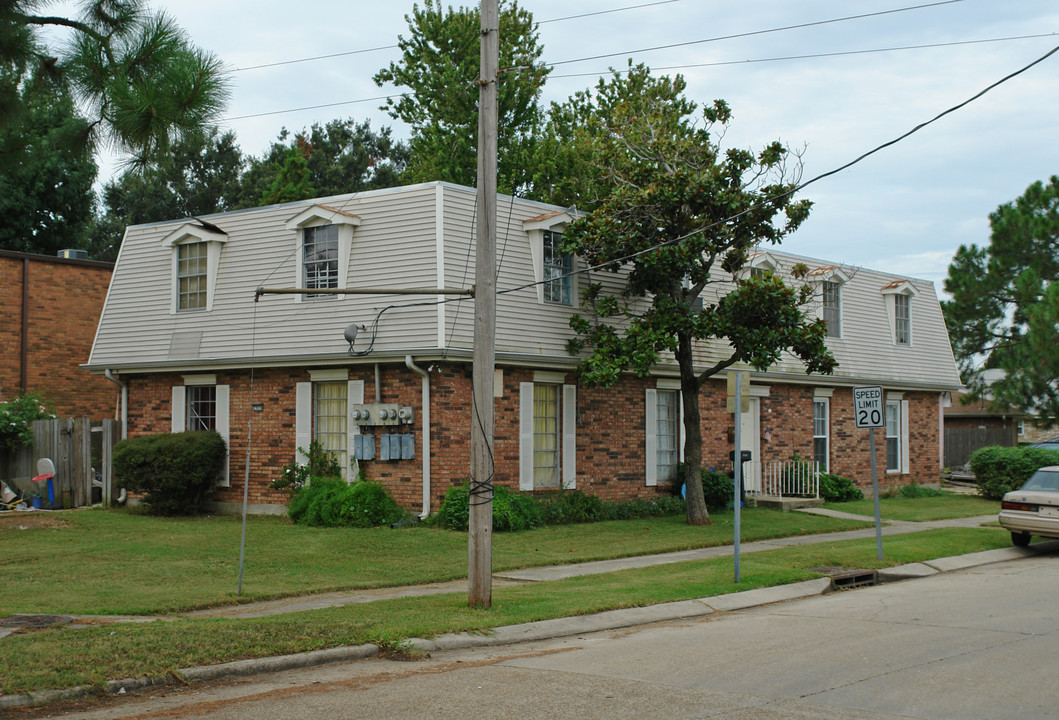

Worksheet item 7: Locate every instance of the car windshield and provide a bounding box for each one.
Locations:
[1021,469,1059,492]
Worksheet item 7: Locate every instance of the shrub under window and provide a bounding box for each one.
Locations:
[113,431,227,516]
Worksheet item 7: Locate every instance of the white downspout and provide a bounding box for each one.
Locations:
[103,369,127,439]
[405,356,431,519]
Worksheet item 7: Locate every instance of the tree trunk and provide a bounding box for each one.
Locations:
[677,332,710,525]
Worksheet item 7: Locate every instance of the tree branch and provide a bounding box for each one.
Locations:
[17,13,108,43]
[697,352,739,384]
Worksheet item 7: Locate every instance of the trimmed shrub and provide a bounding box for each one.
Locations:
[819,473,864,502]
[604,495,686,520]
[288,476,405,527]
[112,431,227,516]
[538,490,606,525]
[701,468,734,513]
[433,483,541,532]
[969,445,1059,499]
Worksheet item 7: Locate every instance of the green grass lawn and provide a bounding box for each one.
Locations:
[0,507,872,616]
[0,525,1009,696]
[823,492,998,522]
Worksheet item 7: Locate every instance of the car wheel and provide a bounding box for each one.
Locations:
[1011,531,1032,547]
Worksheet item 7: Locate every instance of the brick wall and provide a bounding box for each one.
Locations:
[125,363,943,513]
[0,252,117,419]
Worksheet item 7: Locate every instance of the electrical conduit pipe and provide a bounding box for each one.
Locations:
[405,356,431,519]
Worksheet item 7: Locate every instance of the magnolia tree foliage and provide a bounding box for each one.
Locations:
[556,66,836,525]
[374,0,549,194]
[0,0,229,167]
[943,176,1059,426]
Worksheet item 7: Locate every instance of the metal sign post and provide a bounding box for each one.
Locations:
[727,371,749,582]
[853,386,885,560]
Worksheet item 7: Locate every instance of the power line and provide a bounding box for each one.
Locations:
[219,31,1049,124]
[547,33,1059,80]
[546,0,968,68]
[230,0,692,73]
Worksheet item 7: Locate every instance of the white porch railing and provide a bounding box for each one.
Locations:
[746,459,820,499]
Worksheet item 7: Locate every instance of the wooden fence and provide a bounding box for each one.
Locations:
[0,418,120,509]
[944,426,1015,469]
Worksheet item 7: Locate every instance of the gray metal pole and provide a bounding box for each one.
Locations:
[869,427,883,560]
[468,0,498,609]
[733,377,742,583]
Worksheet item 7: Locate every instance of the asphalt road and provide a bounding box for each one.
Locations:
[31,554,1059,720]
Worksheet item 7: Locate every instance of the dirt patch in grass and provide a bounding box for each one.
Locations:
[0,513,72,530]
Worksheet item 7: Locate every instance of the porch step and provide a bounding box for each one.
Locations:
[753,495,823,512]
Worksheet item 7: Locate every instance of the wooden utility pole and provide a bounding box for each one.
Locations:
[468,0,498,609]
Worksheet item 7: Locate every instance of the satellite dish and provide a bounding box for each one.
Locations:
[343,324,359,343]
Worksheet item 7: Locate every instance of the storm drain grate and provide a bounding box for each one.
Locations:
[0,614,73,629]
[809,566,878,590]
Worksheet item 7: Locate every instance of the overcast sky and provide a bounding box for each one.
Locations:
[66,0,1059,289]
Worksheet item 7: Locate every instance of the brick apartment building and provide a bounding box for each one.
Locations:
[86,183,963,515]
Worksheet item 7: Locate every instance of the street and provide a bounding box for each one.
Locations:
[27,554,1059,720]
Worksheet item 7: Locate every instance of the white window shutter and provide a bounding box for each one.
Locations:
[215,385,230,487]
[901,399,910,474]
[562,384,577,489]
[171,386,186,433]
[645,389,658,487]
[519,382,534,491]
[295,381,312,466]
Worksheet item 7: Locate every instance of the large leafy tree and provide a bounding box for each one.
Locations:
[237,119,408,208]
[0,68,97,255]
[1,0,229,167]
[943,176,1059,427]
[558,66,836,525]
[90,127,243,260]
[373,0,549,194]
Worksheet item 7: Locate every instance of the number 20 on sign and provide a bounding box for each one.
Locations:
[853,386,885,428]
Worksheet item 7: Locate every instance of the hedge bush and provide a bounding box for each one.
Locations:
[819,473,863,502]
[112,431,227,515]
[969,445,1059,499]
[288,476,406,527]
[432,485,686,532]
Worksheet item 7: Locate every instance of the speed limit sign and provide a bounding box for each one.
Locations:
[853,386,885,428]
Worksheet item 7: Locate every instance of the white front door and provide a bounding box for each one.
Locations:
[737,398,761,493]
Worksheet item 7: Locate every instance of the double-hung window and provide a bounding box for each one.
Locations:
[813,399,829,473]
[313,381,348,472]
[885,401,901,472]
[303,225,339,298]
[656,390,680,482]
[519,375,576,490]
[532,384,561,488]
[822,281,841,338]
[894,294,911,345]
[186,386,217,431]
[177,242,208,311]
[542,230,572,305]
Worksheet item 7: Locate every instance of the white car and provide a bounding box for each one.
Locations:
[999,466,1059,547]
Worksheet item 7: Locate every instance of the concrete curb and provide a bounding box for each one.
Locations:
[4,539,1054,711]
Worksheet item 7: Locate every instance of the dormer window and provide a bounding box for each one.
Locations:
[524,211,578,306]
[881,280,918,346]
[743,250,780,280]
[163,222,228,314]
[543,230,572,305]
[806,265,849,339]
[285,204,361,302]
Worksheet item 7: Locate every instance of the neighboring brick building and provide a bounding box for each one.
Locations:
[87,182,963,514]
[0,250,117,419]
